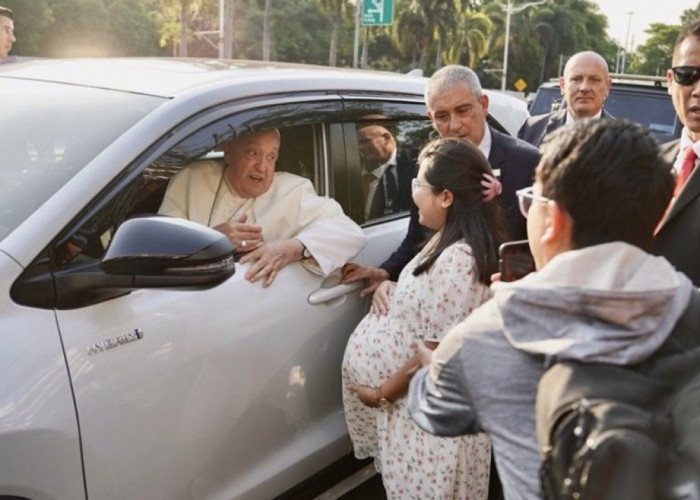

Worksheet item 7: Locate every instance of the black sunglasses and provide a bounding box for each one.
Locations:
[671,66,700,86]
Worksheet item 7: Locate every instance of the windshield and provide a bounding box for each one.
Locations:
[0,79,165,241]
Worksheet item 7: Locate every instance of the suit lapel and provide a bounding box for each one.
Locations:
[657,139,700,229]
[544,109,567,137]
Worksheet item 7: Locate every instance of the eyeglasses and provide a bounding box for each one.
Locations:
[516,186,550,218]
[411,178,432,192]
[671,66,700,86]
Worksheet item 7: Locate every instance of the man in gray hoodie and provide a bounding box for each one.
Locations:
[408,119,697,499]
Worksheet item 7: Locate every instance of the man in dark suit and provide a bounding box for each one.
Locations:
[518,51,612,147]
[652,20,700,286]
[343,64,539,289]
[357,122,414,220]
[342,64,539,500]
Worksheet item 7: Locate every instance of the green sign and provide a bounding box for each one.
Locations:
[361,0,394,26]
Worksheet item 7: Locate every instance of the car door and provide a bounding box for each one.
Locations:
[24,95,369,499]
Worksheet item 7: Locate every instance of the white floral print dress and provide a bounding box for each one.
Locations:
[342,237,492,499]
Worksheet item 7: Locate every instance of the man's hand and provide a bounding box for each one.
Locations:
[213,214,263,252]
[239,238,303,287]
[370,280,396,316]
[341,263,390,297]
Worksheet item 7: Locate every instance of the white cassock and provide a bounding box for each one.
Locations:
[158,160,366,276]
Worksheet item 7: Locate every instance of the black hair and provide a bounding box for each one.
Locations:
[0,6,12,20]
[537,119,674,251]
[413,138,507,284]
[675,19,700,52]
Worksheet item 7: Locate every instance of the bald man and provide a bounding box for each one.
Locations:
[519,51,613,146]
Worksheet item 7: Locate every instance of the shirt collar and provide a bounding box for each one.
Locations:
[478,124,492,159]
[369,149,397,178]
[565,108,603,125]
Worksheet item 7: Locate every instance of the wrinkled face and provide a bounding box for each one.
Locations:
[559,54,611,119]
[223,130,280,198]
[427,82,488,145]
[668,35,700,142]
[0,16,15,58]
[411,162,447,231]
[357,125,392,166]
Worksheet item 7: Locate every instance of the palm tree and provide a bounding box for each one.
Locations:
[316,0,346,66]
[262,0,272,60]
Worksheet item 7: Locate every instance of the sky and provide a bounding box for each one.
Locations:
[589,0,698,49]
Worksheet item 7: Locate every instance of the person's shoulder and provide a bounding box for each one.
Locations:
[523,111,557,128]
[492,127,540,155]
[273,171,313,187]
[183,159,224,176]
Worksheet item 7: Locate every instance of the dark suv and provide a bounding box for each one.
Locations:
[528,74,681,144]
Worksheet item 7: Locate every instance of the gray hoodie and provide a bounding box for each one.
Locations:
[408,242,694,500]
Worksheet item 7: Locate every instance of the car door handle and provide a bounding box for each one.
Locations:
[307,282,363,305]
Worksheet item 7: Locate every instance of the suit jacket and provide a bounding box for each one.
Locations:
[366,148,415,218]
[518,108,614,147]
[652,139,700,285]
[380,128,540,280]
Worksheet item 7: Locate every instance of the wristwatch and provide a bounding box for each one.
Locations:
[376,386,392,408]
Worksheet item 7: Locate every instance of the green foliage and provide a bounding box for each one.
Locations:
[629,23,681,76]
[0,0,692,88]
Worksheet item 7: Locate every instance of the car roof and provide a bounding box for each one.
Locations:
[0,57,530,135]
[0,58,426,98]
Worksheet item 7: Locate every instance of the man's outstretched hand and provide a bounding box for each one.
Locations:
[341,263,390,297]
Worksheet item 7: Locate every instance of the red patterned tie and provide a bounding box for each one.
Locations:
[675,146,697,196]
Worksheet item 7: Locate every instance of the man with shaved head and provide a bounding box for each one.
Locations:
[519,51,613,146]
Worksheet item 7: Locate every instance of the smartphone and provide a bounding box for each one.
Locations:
[499,240,535,282]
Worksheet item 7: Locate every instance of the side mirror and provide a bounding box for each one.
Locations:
[12,216,236,310]
[102,216,235,280]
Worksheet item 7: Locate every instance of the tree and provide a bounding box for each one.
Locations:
[316,0,347,66]
[38,0,111,57]
[629,23,680,76]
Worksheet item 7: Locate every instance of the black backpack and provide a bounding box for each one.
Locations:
[536,290,700,500]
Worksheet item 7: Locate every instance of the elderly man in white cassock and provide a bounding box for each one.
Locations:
[159,129,365,287]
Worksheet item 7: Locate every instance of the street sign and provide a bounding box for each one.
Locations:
[361,0,394,26]
[514,78,527,92]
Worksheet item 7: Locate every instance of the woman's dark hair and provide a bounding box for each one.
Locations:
[413,138,507,284]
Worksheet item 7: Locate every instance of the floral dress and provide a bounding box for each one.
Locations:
[342,238,492,500]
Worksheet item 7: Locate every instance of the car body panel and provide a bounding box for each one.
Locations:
[0,251,85,500]
[0,58,528,498]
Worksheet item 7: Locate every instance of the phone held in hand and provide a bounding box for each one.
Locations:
[498,240,535,282]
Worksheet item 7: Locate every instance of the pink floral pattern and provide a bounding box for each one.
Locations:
[342,238,492,499]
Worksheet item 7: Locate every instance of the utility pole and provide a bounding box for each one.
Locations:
[501,0,548,91]
[621,11,634,73]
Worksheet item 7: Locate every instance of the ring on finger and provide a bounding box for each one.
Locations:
[241,240,247,248]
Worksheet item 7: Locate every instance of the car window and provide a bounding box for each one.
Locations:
[0,79,164,241]
[338,100,432,225]
[50,100,340,273]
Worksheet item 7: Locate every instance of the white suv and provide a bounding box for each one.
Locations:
[0,58,528,499]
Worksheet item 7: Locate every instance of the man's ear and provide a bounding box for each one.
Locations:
[541,200,572,249]
[559,76,566,96]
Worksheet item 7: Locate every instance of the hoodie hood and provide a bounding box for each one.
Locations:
[493,242,694,365]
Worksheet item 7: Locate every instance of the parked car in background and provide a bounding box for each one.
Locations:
[0,58,528,500]
[528,74,681,144]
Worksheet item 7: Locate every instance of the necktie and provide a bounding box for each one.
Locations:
[675,146,697,196]
[362,172,377,201]
[384,167,398,211]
